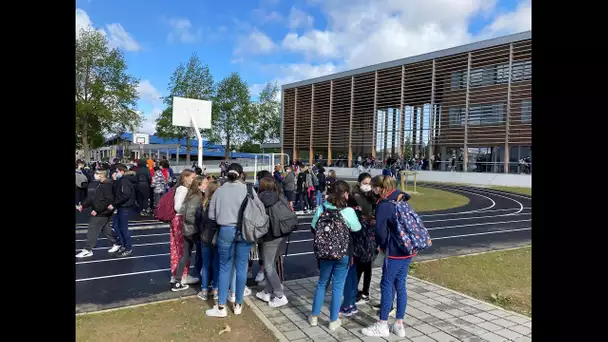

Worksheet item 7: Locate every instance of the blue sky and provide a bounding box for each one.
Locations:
[76,0,531,134]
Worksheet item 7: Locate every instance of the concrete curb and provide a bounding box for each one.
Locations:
[244,296,289,342]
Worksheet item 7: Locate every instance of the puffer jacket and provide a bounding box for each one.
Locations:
[151,169,167,194]
[181,195,202,237]
[283,171,297,192]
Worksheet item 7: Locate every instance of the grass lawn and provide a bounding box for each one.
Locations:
[400,186,470,212]
[410,246,532,316]
[76,298,277,342]
[489,186,531,196]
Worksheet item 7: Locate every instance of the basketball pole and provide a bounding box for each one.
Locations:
[190,114,203,169]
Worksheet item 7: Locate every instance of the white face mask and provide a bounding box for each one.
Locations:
[94,174,102,181]
[360,184,372,192]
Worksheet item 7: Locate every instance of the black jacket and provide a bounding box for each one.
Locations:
[296,172,308,192]
[113,177,136,208]
[316,172,326,192]
[197,202,218,245]
[82,179,115,217]
[135,167,151,185]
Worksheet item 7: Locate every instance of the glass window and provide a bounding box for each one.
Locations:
[512,60,531,82]
[496,64,509,84]
[451,71,465,89]
[448,107,464,126]
[469,68,483,87]
[521,100,531,123]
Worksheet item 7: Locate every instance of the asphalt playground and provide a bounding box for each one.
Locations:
[75,183,531,313]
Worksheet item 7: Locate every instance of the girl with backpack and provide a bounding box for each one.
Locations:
[309,180,361,331]
[171,175,206,291]
[255,176,297,308]
[151,164,168,210]
[197,179,221,300]
[352,173,376,305]
[361,175,413,338]
[169,169,198,286]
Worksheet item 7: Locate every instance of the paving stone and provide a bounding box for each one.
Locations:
[458,306,482,314]
[444,309,468,317]
[433,296,456,304]
[284,329,308,341]
[277,322,301,333]
[489,318,517,328]
[508,324,531,336]
[409,336,437,342]
[448,302,471,310]
[434,289,453,296]
[311,335,337,342]
[302,326,327,338]
[445,294,467,301]
[429,320,458,331]
[504,315,530,325]
[485,309,510,318]
[420,292,442,299]
[404,316,422,326]
[460,315,486,324]
[493,328,523,340]
[265,310,287,318]
[473,312,499,321]
[512,336,532,342]
[458,298,479,306]
[476,321,503,332]
[327,326,357,341]
[258,303,278,312]
[360,337,387,342]
[444,328,474,339]
[477,331,509,342]
[458,324,490,337]
[413,323,439,335]
[431,311,454,320]
[294,319,314,329]
[470,302,495,312]
[427,331,458,342]
[291,338,313,342]
[403,326,424,338]
[460,338,486,342]
[296,305,311,313]
[281,307,303,316]
[416,304,441,315]
[346,327,366,338]
[287,312,308,322]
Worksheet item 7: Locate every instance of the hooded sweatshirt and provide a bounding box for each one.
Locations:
[374,189,414,259]
[82,178,115,217]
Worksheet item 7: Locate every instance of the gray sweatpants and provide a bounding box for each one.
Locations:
[262,236,287,298]
[86,216,117,251]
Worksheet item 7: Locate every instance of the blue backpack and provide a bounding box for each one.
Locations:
[390,200,432,254]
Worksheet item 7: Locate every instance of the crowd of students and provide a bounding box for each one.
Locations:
[76,159,420,338]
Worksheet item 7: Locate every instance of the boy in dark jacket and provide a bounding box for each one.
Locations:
[111,164,136,256]
[76,169,120,258]
[135,159,152,216]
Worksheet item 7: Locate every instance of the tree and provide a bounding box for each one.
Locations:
[211,73,254,160]
[155,53,214,162]
[250,82,280,144]
[76,28,141,160]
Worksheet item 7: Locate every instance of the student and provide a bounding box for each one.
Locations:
[76,169,121,258]
[325,169,337,193]
[283,166,297,211]
[170,169,199,285]
[197,179,221,300]
[135,159,152,216]
[110,164,136,256]
[172,176,206,291]
[361,175,413,338]
[352,172,376,304]
[315,166,326,208]
[309,180,361,331]
[75,160,89,205]
[151,163,168,210]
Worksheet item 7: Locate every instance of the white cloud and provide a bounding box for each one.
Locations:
[288,7,314,29]
[234,29,277,57]
[282,31,338,59]
[136,80,163,134]
[139,108,164,135]
[480,0,531,38]
[137,80,162,104]
[76,8,141,52]
[167,18,203,44]
[252,8,284,24]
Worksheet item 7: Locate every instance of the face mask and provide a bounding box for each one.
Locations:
[94,174,101,181]
[360,184,372,192]
[116,173,123,179]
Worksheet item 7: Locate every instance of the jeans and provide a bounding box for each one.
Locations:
[355,258,372,296]
[311,255,350,322]
[175,235,196,282]
[379,257,413,321]
[315,190,322,208]
[342,262,358,308]
[297,192,312,211]
[112,207,132,249]
[262,237,287,297]
[217,226,252,306]
[201,244,219,291]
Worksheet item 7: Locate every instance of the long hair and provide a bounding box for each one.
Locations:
[258,176,281,195]
[370,175,396,199]
[203,180,221,208]
[177,169,195,188]
[326,180,351,209]
[185,176,205,202]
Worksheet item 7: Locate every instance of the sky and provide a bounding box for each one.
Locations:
[76,0,531,135]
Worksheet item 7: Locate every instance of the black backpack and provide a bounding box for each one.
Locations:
[313,205,350,260]
[352,218,377,263]
[268,197,298,237]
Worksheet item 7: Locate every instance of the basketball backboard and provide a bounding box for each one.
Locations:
[172,96,212,129]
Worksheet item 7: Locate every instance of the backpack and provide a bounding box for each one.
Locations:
[311,172,319,187]
[353,217,377,263]
[76,171,88,188]
[269,197,298,237]
[313,205,351,260]
[391,200,432,254]
[237,183,270,243]
[154,187,177,222]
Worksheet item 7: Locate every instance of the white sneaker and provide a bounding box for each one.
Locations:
[361,322,390,337]
[255,271,265,282]
[170,276,176,284]
[76,249,93,258]
[295,211,304,215]
[256,291,271,303]
[182,275,200,285]
[233,303,243,315]
[269,295,289,308]
[228,292,236,303]
[328,319,342,331]
[308,316,318,327]
[108,244,121,253]
[243,286,252,296]
[391,323,406,337]
[205,305,228,318]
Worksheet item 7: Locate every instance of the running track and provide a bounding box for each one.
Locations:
[75,183,531,313]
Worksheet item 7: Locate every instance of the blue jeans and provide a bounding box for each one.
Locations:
[312,255,350,322]
[113,207,132,249]
[341,262,358,309]
[315,190,322,208]
[379,257,413,320]
[201,244,219,291]
[217,226,252,305]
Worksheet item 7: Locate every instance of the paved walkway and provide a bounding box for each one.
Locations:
[244,271,531,342]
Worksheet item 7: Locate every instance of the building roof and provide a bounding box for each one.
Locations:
[107,133,225,150]
[282,30,531,90]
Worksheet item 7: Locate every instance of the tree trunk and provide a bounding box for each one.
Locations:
[186,136,191,163]
[224,134,230,161]
[82,115,89,161]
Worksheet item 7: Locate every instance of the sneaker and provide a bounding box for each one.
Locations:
[170,276,176,284]
[76,249,93,258]
[206,305,228,318]
[295,210,304,215]
[269,296,289,308]
[228,292,236,303]
[233,303,243,315]
[356,293,369,305]
[308,315,318,327]
[182,275,200,285]
[339,306,350,317]
[255,271,266,282]
[328,319,342,331]
[361,322,390,337]
[108,244,121,253]
[119,249,133,257]
[243,286,252,296]
[170,282,189,292]
[197,290,208,301]
[391,323,406,338]
[256,291,271,303]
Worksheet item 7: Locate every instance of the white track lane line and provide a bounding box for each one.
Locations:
[424,212,530,223]
[417,184,496,215]
[432,227,531,240]
[76,233,169,242]
[436,184,525,215]
[427,219,531,231]
[76,241,167,252]
[77,253,171,265]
